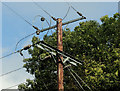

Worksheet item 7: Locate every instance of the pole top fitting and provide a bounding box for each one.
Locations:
[57,18,62,23]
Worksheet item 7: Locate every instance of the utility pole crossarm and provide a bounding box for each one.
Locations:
[35,17,86,33]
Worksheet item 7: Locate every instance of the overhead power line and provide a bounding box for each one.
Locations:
[14,14,53,51]
[62,6,70,20]
[15,14,51,51]
[66,2,84,17]
[2,3,33,26]
[2,2,42,37]
[33,2,52,18]
[15,32,36,51]
[0,67,23,77]
[3,2,86,53]
[67,67,85,91]
[32,1,57,21]
[0,44,31,60]
[2,3,46,51]
[1,17,85,60]
[0,51,19,60]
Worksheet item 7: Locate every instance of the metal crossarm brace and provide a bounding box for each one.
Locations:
[36,41,83,65]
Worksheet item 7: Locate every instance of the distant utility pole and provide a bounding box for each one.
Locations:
[57,18,64,91]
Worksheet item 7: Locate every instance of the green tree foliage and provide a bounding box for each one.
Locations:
[18,13,120,91]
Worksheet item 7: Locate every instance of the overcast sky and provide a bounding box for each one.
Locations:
[0,0,119,90]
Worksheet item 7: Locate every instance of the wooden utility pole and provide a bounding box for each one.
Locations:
[57,18,64,91]
[33,17,86,91]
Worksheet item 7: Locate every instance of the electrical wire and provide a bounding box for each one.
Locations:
[66,2,77,12]
[62,6,70,20]
[2,2,40,51]
[2,2,33,26]
[57,52,83,91]
[0,51,19,60]
[49,19,54,35]
[15,15,50,51]
[15,16,55,51]
[42,17,54,40]
[65,2,83,17]
[43,17,51,37]
[50,19,56,33]
[0,41,43,60]
[51,54,56,63]
[32,15,43,24]
[67,67,85,91]
[32,1,55,19]
[15,32,36,51]
[1,43,32,60]
[0,67,23,77]
[4,76,48,90]
[70,68,92,91]
[1,39,33,60]
[0,52,24,77]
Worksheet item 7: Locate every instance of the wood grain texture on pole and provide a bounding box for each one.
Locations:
[57,18,64,91]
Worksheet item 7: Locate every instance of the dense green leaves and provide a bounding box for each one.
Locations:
[18,13,120,91]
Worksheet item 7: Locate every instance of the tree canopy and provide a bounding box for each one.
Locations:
[18,13,120,91]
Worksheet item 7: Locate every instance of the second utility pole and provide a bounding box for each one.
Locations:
[57,18,64,91]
